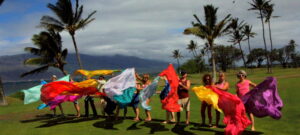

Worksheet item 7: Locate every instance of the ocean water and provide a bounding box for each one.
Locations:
[2,81,41,96]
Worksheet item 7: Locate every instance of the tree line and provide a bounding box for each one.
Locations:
[172,0,299,81]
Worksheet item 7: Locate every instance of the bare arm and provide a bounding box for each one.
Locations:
[216,82,229,91]
[249,81,257,88]
[179,80,190,90]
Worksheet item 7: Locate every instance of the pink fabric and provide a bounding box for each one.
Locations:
[216,82,225,89]
[49,95,82,110]
[236,80,250,97]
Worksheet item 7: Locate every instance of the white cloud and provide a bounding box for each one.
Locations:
[0,0,300,62]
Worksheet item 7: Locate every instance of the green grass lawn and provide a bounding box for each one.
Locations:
[0,68,299,135]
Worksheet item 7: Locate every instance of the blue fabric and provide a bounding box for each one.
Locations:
[130,93,140,108]
[113,87,136,108]
[160,80,170,100]
[37,103,48,110]
[139,77,160,110]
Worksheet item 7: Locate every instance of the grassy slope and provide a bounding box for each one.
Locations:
[0,68,299,135]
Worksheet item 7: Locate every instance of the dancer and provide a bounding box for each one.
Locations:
[84,76,98,118]
[201,74,213,127]
[51,75,64,117]
[97,75,107,116]
[136,73,152,121]
[236,70,256,131]
[176,71,191,125]
[214,72,229,128]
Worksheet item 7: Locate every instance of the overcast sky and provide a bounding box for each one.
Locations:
[0,0,299,62]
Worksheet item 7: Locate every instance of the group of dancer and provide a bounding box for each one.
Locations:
[24,64,282,135]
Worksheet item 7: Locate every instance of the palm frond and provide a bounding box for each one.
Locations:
[20,65,50,77]
[24,47,40,55]
[24,57,50,65]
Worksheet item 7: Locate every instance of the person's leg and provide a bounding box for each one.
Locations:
[185,98,191,125]
[52,108,56,117]
[84,96,89,117]
[249,113,255,131]
[162,111,169,124]
[215,110,220,128]
[58,104,64,116]
[145,98,152,121]
[170,112,176,122]
[73,101,80,117]
[201,102,207,125]
[123,106,127,119]
[90,97,98,117]
[133,107,140,121]
[177,112,181,124]
[114,105,120,120]
[207,105,212,126]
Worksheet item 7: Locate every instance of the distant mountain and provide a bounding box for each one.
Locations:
[0,53,170,82]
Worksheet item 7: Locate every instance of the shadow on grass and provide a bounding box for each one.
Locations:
[20,114,54,123]
[190,125,264,135]
[139,122,169,134]
[127,121,142,130]
[171,124,195,135]
[93,118,123,130]
[35,115,101,128]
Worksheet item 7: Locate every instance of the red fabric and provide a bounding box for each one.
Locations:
[41,81,105,104]
[207,86,251,135]
[159,64,180,112]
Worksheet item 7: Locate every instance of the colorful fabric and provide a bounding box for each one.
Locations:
[41,81,103,104]
[139,77,160,110]
[113,87,136,107]
[22,75,70,104]
[104,68,136,99]
[73,79,99,88]
[48,95,82,110]
[192,86,222,112]
[158,64,180,112]
[159,80,170,100]
[241,77,283,119]
[208,86,251,135]
[74,69,120,78]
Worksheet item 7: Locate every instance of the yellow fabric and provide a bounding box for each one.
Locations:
[192,86,222,113]
[74,69,120,78]
[73,79,99,88]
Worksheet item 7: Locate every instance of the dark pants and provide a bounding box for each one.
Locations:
[84,96,98,117]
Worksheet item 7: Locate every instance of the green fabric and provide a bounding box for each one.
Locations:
[113,87,135,107]
[22,75,70,104]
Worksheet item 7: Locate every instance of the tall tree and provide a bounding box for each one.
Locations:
[214,45,242,72]
[172,49,183,73]
[243,25,256,54]
[184,5,231,81]
[247,48,266,68]
[228,18,247,68]
[21,30,68,77]
[40,0,96,69]
[249,0,271,73]
[186,40,199,58]
[263,2,279,68]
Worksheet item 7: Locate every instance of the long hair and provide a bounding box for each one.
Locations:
[202,74,213,85]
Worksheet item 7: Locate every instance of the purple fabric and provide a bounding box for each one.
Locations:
[241,77,283,119]
[48,95,82,110]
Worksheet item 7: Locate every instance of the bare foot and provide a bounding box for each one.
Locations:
[185,121,190,125]
[133,118,140,122]
[161,121,168,124]
[251,127,255,131]
[144,118,151,122]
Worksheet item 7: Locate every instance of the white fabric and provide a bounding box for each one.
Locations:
[104,68,136,99]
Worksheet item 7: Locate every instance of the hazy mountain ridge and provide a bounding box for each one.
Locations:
[0,53,170,82]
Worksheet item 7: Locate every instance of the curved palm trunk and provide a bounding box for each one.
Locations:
[210,44,217,82]
[71,34,84,69]
[0,77,7,106]
[238,42,247,68]
[176,58,181,73]
[268,21,274,69]
[247,36,252,67]
[259,10,271,73]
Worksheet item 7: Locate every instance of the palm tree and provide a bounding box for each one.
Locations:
[184,5,231,81]
[186,40,198,58]
[243,25,256,54]
[263,2,279,68]
[40,0,97,69]
[249,0,271,73]
[228,18,247,68]
[0,0,4,6]
[21,29,68,77]
[172,49,183,73]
